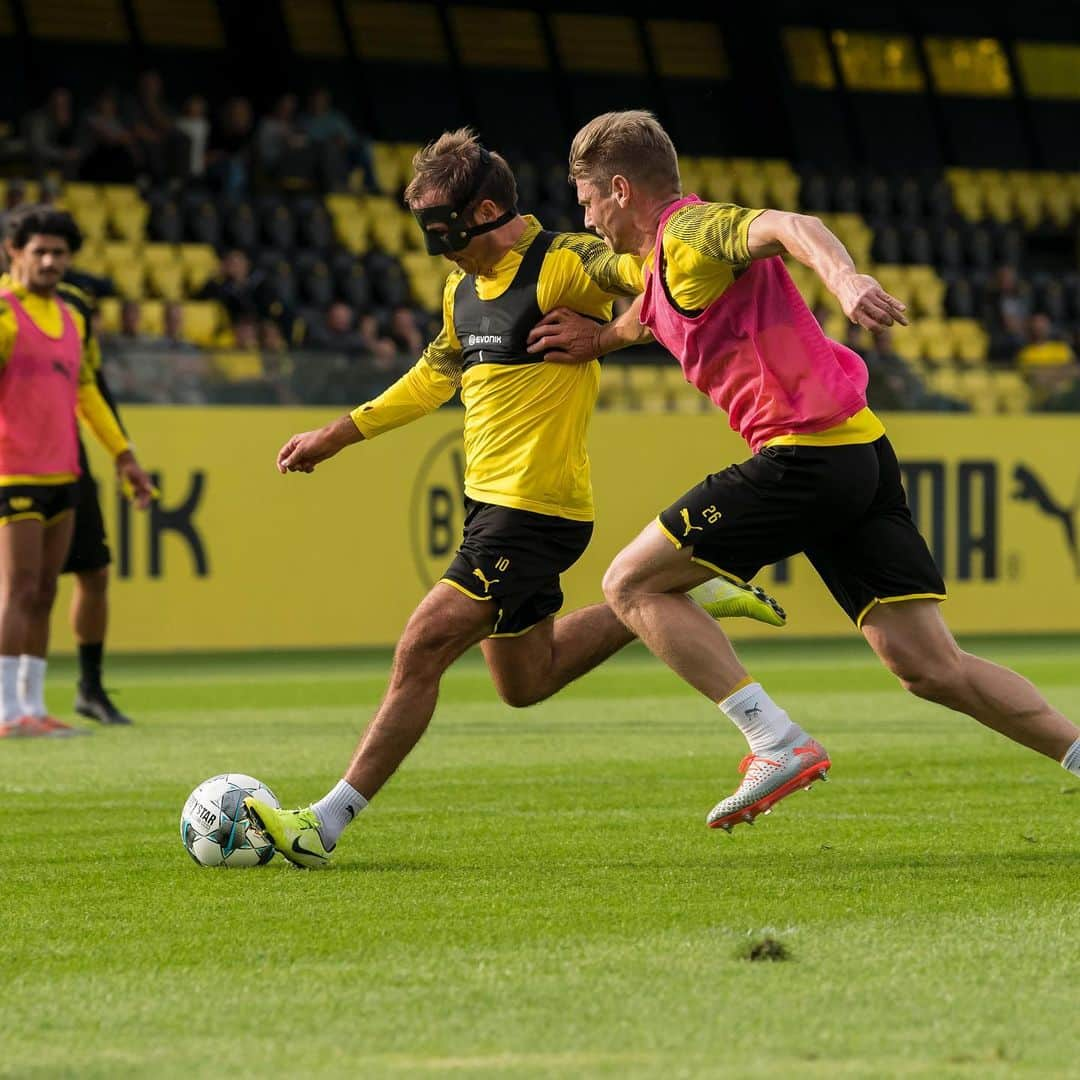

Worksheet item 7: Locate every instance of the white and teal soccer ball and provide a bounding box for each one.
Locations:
[180,773,279,867]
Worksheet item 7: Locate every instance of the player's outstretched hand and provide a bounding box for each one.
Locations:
[836,272,909,333]
[277,415,363,474]
[527,307,601,363]
[115,451,156,510]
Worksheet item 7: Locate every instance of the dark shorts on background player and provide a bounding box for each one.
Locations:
[657,436,946,627]
[0,481,79,526]
[62,466,111,574]
[441,498,593,636]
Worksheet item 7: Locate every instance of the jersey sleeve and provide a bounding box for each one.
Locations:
[542,233,644,316]
[77,379,130,457]
[350,272,464,440]
[0,300,14,373]
[663,202,765,267]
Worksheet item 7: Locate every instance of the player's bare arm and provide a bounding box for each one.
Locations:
[115,449,155,509]
[527,295,652,364]
[747,210,908,334]
[277,414,365,475]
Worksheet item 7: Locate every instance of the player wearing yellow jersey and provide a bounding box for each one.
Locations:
[0,206,154,738]
[528,111,1080,828]
[245,130,784,865]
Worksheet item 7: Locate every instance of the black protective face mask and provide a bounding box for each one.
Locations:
[411,147,517,256]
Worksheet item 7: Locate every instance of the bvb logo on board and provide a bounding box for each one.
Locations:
[409,430,467,588]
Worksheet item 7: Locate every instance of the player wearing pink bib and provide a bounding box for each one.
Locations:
[529,111,1080,828]
[0,206,154,738]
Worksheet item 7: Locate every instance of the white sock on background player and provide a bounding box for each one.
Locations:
[313,780,368,848]
[18,655,47,718]
[0,656,20,722]
[719,681,803,755]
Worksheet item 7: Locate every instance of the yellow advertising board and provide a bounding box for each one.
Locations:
[52,408,1080,652]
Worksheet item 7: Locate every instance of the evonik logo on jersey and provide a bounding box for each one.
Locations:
[467,334,503,346]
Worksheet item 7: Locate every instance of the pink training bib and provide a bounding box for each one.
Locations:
[639,195,869,452]
[0,289,82,477]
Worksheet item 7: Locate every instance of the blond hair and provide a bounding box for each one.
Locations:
[568,110,681,194]
[403,127,517,211]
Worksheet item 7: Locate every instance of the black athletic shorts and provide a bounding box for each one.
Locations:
[657,436,946,627]
[62,460,111,575]
[441,498,594,637]
[0,481,78,526]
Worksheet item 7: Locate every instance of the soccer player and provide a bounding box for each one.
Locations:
[524,110,1080,829]
[0,205,154,738]
[245,130,784,865]
[0,261,140,725]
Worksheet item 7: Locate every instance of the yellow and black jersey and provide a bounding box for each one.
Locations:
[648,199,885,448]
[352,216,641,521]
[645,201,762,313]
[0,275,128,461]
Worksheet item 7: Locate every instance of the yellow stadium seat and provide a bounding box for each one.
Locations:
[951,182,983,222]
[146,261,185,301]
[63,182,101,208]
[767,173,801,211]
[597,363,628,409]
[180,301,224,346]
[697,158,735,203]
[907,265,945,317]
[735,173,767,208]
[949,318,988,365]
[138,299,165,337]
[100,184,141,209]
[97,296,122,335]
[108,200,149,243]
[212,350,264,382]
[109,262,146,300]
[333,214,370,254]
[325,193,364,219]
[372,143,404,194]
[395,142,421,176]
[820,213,872,267]
[918,318,954,364]
[992,370,1031,413]
[369,210,407,255]
[177,244,219,292]
[890,330,922,364]
[982,182,1013,223]
[626,364,666,412]
[928,367,961,398]
[72,241,107,277]
[142,242,177,266]
[69,203,108,243]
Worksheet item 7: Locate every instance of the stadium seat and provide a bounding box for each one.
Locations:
[97,296,122,335]
[992,370,1031,413]
[184,200,221,249]
[103,243,145,300]
[146,260,184,302]
[180,301,225,346]
[597,363,628,409]
[139,299,165,337]
[108,199,149,243]
[907,266,945,317]
[177,244,219,292]
[63,182,102,209]
[72,241,107,278]
[69,202,108,244]
[626,364,667,412]
[295,252,334,307]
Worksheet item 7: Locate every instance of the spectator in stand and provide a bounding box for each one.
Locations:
[306,301,372,354]
[195,249,277,327]
[257,94,314,188]
[81,89,142,182]
[175,96,210,180]
[25,88,83,179]
[206,97,254,195]
[386,305,424,356]
[124,70,185,181]
[983,265,1030,363]
[301,87,380,193]
[1018,313,1078,409]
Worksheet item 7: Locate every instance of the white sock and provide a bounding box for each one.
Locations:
[718,681,802,755]
[0,656,21,723]
[17,655,47,719]
[1061,738,1080,778]
[312,780,368,848]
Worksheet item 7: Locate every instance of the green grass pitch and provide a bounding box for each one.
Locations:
[2,636,1079,1078]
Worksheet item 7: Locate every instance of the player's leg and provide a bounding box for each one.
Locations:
[602,450,867,829]
[65,469,129,723]
[0,513,45,733]
[482,604,634,707]
[861,599,1080,764]
[245,582,496,866]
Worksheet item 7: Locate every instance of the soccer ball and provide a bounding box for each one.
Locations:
[180,773,279,867]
